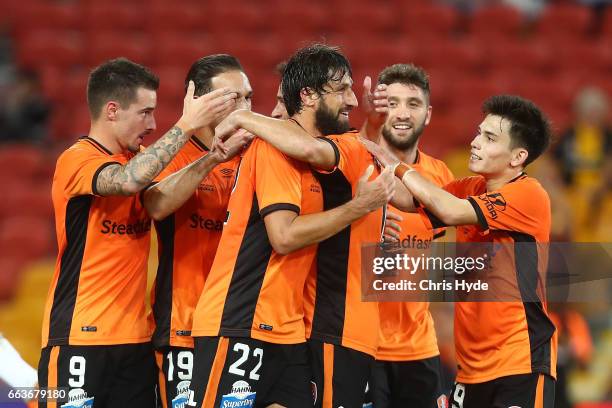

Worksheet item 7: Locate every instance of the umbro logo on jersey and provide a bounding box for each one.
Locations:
[81,326,97,332]
[477,192,507,220]
[220,168,234,177]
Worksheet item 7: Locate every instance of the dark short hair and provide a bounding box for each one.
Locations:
[87,58,159,120]
[275,61,287,76]
[378,63,430,102]
[482,95,551,166]
[282,44,352,116]
[185,54,243,97]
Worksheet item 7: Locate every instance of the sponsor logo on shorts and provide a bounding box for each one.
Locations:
[311,381,317,404]
[219,380,256,408]
[61,389,94,408]
[172,380,191,408]
[437,394,448,408]
[258,324,273,331]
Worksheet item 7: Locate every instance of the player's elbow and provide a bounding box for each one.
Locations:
[121,181,144,196]
[268,233,298,256]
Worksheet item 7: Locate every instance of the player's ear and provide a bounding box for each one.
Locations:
[425,105,432,126]
[106,101,120,121]
[510,147,528,168]
[300,87,318,108]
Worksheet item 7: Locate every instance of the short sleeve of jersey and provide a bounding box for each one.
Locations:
[417,177,486,230]
[466,180,549,236]
[254,140,303,218]
[57,146,121,198]
[325,134,371,183]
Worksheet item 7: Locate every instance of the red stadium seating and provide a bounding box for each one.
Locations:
[0,216,55,260]
[0,257,23,301]
[83,3,146,32]
[16,30,83,69]
[536,3,594,40]
[400,3,462,37]
[148,3,209,34]
[151,33,217,68]
[0,145,51,180]
[11,2,82,36]
[86,32,153,67]
[469,5,525,40]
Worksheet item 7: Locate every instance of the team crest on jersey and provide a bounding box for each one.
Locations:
[60,389,94,408]
[437,394,448,408]
[477,192,507,220]
[172,380,191,408]
[219,380,256,408]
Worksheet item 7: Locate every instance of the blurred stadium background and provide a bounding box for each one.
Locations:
[0,0,610,406]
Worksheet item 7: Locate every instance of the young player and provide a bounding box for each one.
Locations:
[37,58,237,408]
[366,95,557,408]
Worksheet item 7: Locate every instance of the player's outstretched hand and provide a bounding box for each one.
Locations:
[383,211,403,243]
[212,129,254,163]
[362,76,388,128]
[353,165,395,213]
[180,81,237,131]
[359,136,400,169]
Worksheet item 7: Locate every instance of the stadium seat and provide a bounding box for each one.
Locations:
[416,38,484,76]
[0,257,23,301]
[83,3,146,32]
[11,2,81,36]
[269,3,333,39]
[536,3,594,40]
[209,4,268,34]
[151,33,217,68]
[336,8,399,36]
[483,38,556,77]
[0,145,50,180]
[469,4,525,40]
[0,216,55,261]
[155,65,189,106]
[16,30,83,69]
[400,3,462,38]
[555,39,612,77]
[86,32,153,67]
[148,3,210,34]
[0,179,53,220]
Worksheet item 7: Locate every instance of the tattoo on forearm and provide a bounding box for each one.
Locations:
[96,126,188,195]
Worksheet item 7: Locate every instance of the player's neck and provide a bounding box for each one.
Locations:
[292,111,323,138]
[88,123,122,155]
[380,137,419,165]
[485,169,524,192]
[195,127,214,150]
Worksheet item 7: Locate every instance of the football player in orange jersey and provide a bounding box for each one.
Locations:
[365,94,557,408]
[38,58,237,408]
[361,64,454,408]
[142,54,254,408]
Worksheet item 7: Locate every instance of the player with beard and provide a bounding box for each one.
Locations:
[187,45,394,408]
[363,95,557,408]
[213,44,407,408]
[360,64,454,408]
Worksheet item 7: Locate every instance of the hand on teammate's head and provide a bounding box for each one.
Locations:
[180,81,238,131]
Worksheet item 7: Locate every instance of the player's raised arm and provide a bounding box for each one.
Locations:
[143,130,253,220]
[264,165,395,255]
[95,82,237,196]
[359,75,389,142]
[214,109,338,171]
